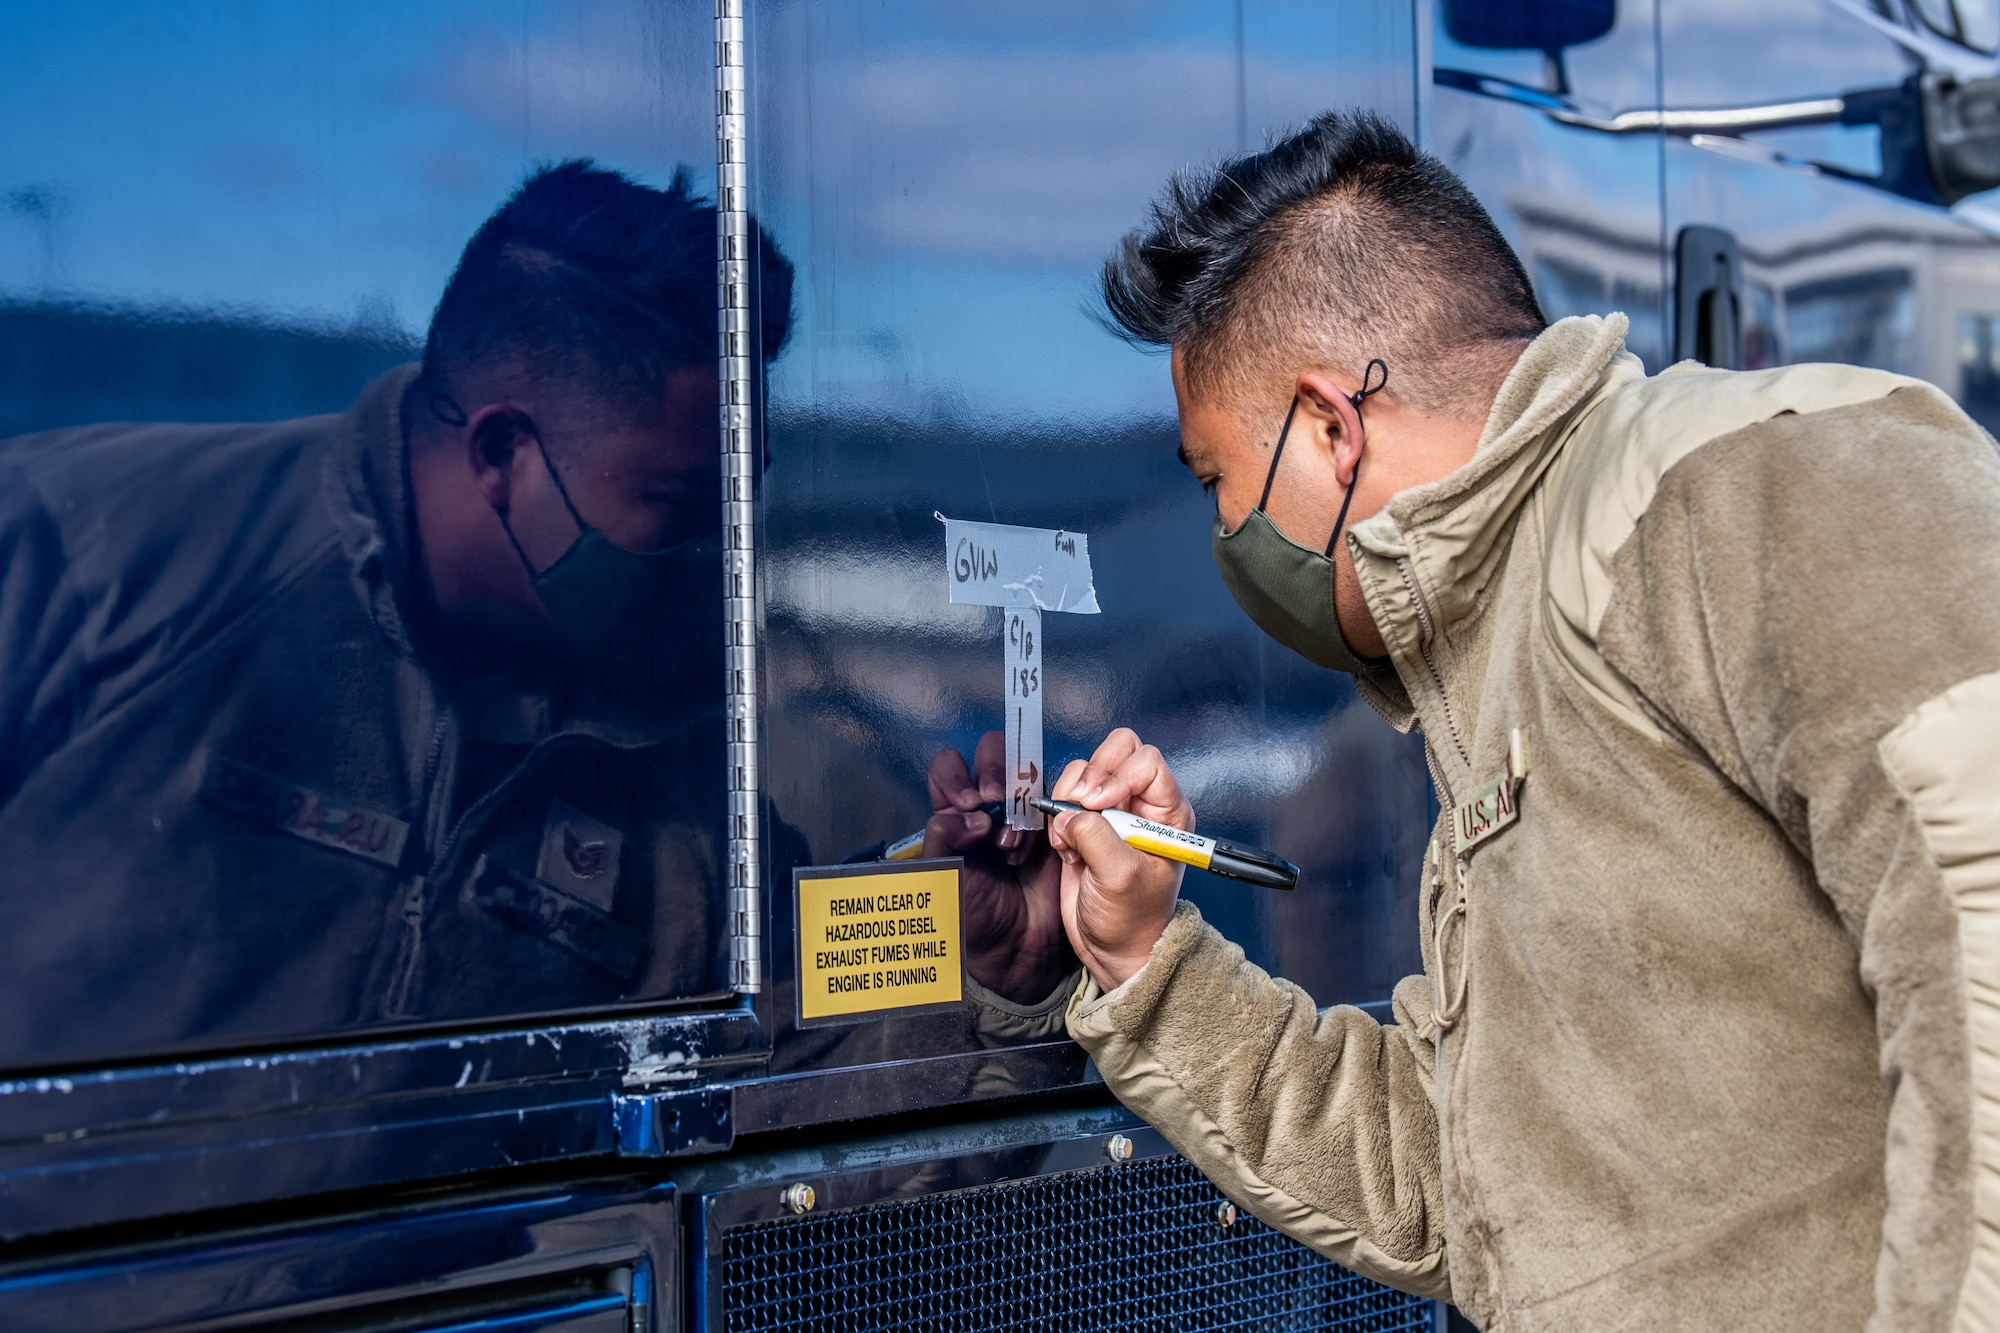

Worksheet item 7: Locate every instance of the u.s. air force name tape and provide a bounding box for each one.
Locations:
[199,752,409,868]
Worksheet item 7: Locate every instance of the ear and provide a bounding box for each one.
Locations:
[464,405,538,512]
[1294,371,1368,487]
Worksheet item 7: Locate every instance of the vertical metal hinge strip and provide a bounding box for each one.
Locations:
[716,0,761,994]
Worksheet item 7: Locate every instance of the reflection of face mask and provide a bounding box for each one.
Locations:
[502,438,712,666]
[1210,359,1390,675]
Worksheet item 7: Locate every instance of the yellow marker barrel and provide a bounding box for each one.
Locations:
[1030,798,1297,890]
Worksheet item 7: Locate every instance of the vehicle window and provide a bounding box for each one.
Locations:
[1784,270,1918,372]
[1959,312,2000,431]
[1957,0,2000,50]
[1911,0,1964,42]
[0,2,739,1070]
[1910,0,2000,49]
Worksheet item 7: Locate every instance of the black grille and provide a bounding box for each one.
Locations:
[718,1155,1433,1332]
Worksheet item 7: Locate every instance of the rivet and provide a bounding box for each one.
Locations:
[781,1182,816,1214]
[1105,1133,1134,1163]
[1215,1200,1239,1228]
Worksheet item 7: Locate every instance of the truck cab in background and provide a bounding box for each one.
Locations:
[1438,0,2000,420]
[1,3,1995,1331]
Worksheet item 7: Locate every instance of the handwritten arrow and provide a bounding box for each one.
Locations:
[1014,709,1036,783]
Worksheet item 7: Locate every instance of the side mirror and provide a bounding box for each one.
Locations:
[1440,0,1616,55]
[1436,9,2000,211]
[1844,73,2000,205]
[1924,73,2000,203]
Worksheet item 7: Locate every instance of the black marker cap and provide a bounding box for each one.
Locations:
[1209,839,1300,891]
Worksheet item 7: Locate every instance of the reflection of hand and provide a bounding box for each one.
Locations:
[1046,728,1192,993]
[924,731,1076,1005]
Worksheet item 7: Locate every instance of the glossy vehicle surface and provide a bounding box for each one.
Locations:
[0,0,1431,1258]
[0,0,1428,1108]
[0,0,735,1070]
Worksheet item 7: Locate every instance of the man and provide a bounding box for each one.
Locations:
[0,162,793,1067]
[999,110,2000,1328]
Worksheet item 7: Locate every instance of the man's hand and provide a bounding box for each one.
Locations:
[1046,728,1191,992]
[924,732,1076,1004]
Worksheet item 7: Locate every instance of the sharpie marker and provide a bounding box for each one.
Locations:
[1029,796,1299,891]
[881,801,1008,861]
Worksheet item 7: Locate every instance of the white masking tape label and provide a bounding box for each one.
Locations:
[1005,607,1044,830]
[944,518,1100,614]
[936,514,1098,832]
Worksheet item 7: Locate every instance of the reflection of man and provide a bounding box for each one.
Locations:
[975,111,2000,1328]
[921,732,1074,1016]
[0,162,792,1066]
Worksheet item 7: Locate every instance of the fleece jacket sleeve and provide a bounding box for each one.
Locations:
[1066,901,1450,1299]
[965,969,1080,1045]
[1595,386,2000,1331]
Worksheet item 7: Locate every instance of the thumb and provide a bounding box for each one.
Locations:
[1056,808,1182,990]
[1059,810,1125,867]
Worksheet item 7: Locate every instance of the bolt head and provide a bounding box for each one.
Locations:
[1215,1200,1239,1228]
[1106,1133,1134,1163]
[781,1182,816,1214]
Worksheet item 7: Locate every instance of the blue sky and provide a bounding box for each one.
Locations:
[0,0,1420,425]
[0,1,713,330]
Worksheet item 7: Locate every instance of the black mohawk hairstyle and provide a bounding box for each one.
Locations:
[1100,110,1543,413]
[421,159,793,414]
[1102,111,1426,348]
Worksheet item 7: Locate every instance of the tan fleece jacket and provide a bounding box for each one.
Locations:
[1069,315,2000,1331]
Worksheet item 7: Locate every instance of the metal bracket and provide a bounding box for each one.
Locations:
[612,1087,736,1158]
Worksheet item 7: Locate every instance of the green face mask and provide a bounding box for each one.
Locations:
[1210,360,1390,675]
[527,524,691,656]
[502,435,715,668]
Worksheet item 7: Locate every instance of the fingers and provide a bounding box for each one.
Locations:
[972,729,1009,804]
[1067,728,1142,805]
[1097,743,1192,828]
[925,746,981,814]
[1049,758,1090,804]
[919,792,1031,863]
[1056,729,1193,830]
[920,806,992,858]
[1054,808,1141,876]
[1047,760,1090,854]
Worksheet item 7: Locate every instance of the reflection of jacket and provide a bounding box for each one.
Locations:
[0,367,729,1070]
[1071,316,2000,1329]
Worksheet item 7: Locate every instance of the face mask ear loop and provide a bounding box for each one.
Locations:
[531,434,589,536]
[498,512,542,581]
[1353,358,1389,405]
[1323,457,1363,559]
[1321,359,1388,558]
[1255,395,1303,514]
[502,424,586,582]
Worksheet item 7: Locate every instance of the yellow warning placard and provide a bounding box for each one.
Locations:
[796,861,963,1023]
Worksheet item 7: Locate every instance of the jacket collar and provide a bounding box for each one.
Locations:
[327,364,425,664]
[1350,315,1640,647]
